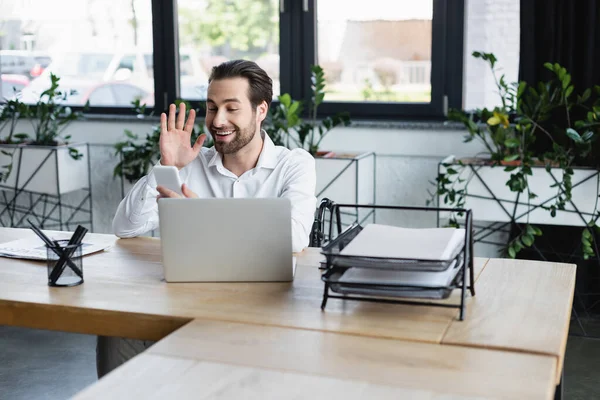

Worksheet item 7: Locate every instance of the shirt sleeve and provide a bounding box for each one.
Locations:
[280,150,317,253]
[112,162,163,238]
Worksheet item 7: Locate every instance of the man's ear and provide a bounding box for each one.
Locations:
[256,101,268,124]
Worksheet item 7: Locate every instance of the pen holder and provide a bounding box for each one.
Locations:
[46,240,84,287]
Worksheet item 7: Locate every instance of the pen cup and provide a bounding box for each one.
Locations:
[46,240,84,287]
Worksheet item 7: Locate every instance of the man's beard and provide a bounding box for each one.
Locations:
[212,120,257,155]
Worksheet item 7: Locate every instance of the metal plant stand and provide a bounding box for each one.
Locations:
[437,161,600,338]
[0,144,93,231]
[315,152,376,233]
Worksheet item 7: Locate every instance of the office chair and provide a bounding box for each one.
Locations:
[310,198,342,247]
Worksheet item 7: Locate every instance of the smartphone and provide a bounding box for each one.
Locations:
[154,165,183,196]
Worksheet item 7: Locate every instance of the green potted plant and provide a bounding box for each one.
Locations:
[429,52,600,259]
[0,73,88,195]
[265,65,351,156]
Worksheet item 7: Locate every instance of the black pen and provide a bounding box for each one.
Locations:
[27,219,79,268]
[27,219,55,248]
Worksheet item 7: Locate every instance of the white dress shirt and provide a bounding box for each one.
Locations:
[112,132,317,252]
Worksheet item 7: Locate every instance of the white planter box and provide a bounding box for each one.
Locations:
[439,157,599,227]
[315,151,376,226]
[0,143,90,195]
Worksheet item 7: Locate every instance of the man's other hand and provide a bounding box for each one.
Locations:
[156,184,199,200]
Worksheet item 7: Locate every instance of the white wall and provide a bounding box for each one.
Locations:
[463,0,520,110]
[318,125,484,157]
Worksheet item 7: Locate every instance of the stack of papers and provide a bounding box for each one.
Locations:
[339,224,465,261]
[338,259,460,288]
[326,224,467,298]
[0,234,115,260]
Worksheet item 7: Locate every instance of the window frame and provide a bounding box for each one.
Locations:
[175,0,465,120]
[293,0,465,120]
[0,0,464,120]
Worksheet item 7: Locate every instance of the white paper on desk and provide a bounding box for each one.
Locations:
[339,224,465,261]
[0,234,115,260]
[338,259,460,287]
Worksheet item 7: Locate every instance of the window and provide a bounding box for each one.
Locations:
[0,52,36,76]
[1,76,28,99]
[86,83,149,107]
[317,0,433,103]
[0,0,154,110]
[176,0,280,101]
[87,85,116,106]
[0,0,468,119]
[143,54,154,78]
[168,0,461,119]
[111,83,149,105]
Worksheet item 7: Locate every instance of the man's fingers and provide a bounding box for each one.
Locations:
[182,184,198,199]
[160,112,167,134]
[156,185,181,199]
[176,103,186,130]
[167,104,176,131]
[184,109,196,133]
[192,133,207,153]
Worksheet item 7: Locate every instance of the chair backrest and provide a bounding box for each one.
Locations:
[310,198,342,247]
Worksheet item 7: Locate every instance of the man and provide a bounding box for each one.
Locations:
[98,60,317,378]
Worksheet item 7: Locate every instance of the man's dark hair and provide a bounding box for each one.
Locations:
[208,59,273,109]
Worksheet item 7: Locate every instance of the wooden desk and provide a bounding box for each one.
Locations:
[443,258,575,383]
[0,228,575,399]
[0,229,488,343]
[75,320,557,400]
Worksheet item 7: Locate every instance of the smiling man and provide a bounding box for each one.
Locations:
[112,59,317,253]
[101,60,317,378]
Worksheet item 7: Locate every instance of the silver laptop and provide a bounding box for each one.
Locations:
[158,198,294,282]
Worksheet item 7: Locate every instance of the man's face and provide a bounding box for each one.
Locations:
[205,77,265,155]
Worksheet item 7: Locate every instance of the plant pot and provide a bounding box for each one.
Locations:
[0,143,90,196]
[315,150,336,158]
[499,160,521,167]
[460,157,560,168]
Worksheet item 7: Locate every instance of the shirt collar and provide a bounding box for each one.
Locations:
[255,130,278,169]
[207,147,222,168]
[207,129,278,170]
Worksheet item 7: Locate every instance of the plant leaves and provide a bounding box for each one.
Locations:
[564,85,574,98]
[562,74,571,90]
[581,88,592,103]
[279,93,291,108]
[503,154,519,162]
[582,131,594,141]
[566,128,583,143]
[504,138,520,148]
[522,234,534,246]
